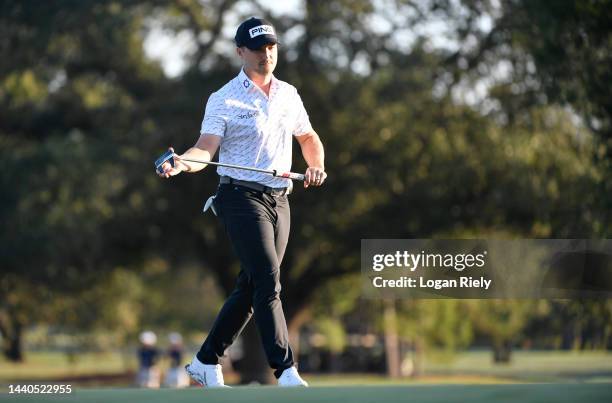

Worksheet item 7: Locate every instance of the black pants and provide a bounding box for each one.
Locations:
[197,184,294,378]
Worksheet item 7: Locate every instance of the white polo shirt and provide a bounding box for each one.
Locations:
[200,69,313,188]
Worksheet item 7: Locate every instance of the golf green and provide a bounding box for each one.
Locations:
[2,383,611,403]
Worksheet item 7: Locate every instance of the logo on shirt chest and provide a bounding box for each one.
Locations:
[237,111,260,119]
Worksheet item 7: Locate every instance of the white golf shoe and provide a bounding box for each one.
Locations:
[185,355,228,388]
[278,366,308,387]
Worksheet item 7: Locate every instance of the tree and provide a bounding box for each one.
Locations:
[0,0,199,361]
[437,0,612,234]
[466,300,533,363]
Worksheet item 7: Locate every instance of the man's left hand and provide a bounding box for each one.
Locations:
[304,167,327,188]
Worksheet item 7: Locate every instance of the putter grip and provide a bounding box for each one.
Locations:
[277,171,305,181]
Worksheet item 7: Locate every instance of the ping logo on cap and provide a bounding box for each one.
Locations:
[249,25,274,38]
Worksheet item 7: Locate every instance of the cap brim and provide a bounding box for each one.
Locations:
[245,35,279,50]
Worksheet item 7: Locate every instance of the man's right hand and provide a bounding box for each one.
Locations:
[157,147,189,178]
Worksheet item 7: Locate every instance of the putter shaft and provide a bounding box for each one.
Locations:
[180,157,305,181]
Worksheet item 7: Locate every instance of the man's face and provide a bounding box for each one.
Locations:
[238,43,278,75]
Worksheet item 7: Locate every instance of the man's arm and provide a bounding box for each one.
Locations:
[179,134,222,172]
[295,130,326,188]
[158,134,221,178]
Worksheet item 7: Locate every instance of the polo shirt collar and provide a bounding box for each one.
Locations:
[238,68,278,99]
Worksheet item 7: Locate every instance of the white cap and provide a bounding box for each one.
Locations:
[168,332,183,345]
[139,330,157,345]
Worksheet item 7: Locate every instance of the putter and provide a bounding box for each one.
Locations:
[155,150,305,181]
[154,149,175,173]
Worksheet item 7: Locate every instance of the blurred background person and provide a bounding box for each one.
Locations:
[164,332,190,388]
[136,330,161,388]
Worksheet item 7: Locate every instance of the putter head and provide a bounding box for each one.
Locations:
[155,149,175,173]
[203,195,217,216]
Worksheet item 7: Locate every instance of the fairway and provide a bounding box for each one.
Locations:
[2,384,612,403]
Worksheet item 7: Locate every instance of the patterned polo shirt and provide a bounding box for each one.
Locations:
[200,68,313,188]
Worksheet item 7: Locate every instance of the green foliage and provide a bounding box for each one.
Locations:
[314,318,348,353]
[466,300,533,343]
[391,300,473,352]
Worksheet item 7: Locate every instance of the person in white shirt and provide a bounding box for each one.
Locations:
[157,17,326,387]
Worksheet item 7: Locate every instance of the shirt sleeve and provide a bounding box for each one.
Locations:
[292,89,313,136]
[200,92,227,137]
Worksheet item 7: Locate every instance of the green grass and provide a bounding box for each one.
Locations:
[0,351,133,380]
[426,350,612,382]
[1,384,612,403]
[305,373,518,385]
[1,350,610,387]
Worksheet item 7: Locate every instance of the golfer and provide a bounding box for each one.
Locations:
[157,17,326,387]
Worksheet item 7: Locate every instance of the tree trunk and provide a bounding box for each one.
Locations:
[561,320,576,349]
[235,321,274,385]
[412,337,425,378]
[287,306,311,367]
[492,340,512,363]
[383,299,401,378]
[1,314,24,362]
